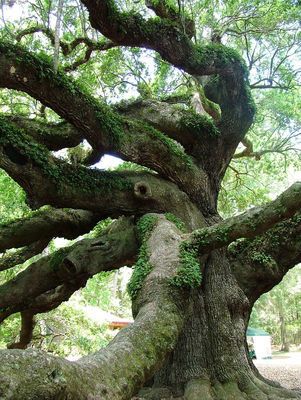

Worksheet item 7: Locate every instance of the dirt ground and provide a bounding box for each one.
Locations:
[254,352,301,392]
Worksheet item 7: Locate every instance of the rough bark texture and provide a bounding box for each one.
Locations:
[0,216,190,399]
[0,1,300,399]
[0,217,138,322]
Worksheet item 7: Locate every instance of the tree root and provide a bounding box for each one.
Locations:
[134,376,301,400]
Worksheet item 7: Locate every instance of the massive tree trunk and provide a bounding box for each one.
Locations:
[138,230,301,400]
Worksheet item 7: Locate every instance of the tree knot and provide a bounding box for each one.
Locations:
[134,181,152,200]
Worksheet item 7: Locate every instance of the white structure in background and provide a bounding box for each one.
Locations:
[247,327,272,360]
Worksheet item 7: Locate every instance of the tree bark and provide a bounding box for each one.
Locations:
[139,249,301,400]
[0,215,192,400]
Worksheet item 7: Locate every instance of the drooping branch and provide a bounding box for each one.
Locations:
[0,208,100,252]
[189,182,301,254]
[230,212,301,305]
[7,311,35,349]
[0,43,213,208]
[0,216,191,399]
[0,240,48,272]
[0,217,138,322]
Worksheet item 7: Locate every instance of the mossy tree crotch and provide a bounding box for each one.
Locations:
[0,1,300,399]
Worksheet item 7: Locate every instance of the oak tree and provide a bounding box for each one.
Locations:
[0,1,300,399]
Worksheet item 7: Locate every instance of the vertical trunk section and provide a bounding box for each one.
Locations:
[153,250,250,394]
[143,250,300,399]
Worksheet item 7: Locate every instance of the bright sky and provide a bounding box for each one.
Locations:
[96,155,123,170]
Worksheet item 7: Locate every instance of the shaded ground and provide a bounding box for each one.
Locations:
[255,352,301,391]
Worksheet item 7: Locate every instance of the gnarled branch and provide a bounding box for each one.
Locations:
[0,216,190,400]
[0,208,99,252]
[5,116,83,151]
[0,217,138,322]
[16,25,117,71]
[230,212,301,305]
[0,43,212,208]
[0,119,205,224]
[189,182,301,254]
[80,0,256,189]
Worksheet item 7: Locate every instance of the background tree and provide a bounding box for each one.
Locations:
[250,265,301,352]
[0,0,300,399]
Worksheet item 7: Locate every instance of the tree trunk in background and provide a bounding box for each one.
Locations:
[280,315,290,352]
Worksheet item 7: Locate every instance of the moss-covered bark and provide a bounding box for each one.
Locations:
[0,207,99,252]
[0,215,193,400]
[0,217,138,322]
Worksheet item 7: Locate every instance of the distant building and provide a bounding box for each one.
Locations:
[247,327,272,359]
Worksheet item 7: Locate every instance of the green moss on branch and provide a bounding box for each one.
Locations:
[127,215,158,299]
[180,111,220,138]
[169,241,201,289]
[165,213,186,232]
[0,41,125,147]
[0,117,132,194]
[192,43,248,76]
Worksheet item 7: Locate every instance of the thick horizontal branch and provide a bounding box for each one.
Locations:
[6,116,83,151]
[0,216,190,399]
[0,217,138,321]
[190,182,301,254]
[116,98,220,160]
[0,208,100,252]
[0,121,205,225]
[230,212,301,304]
[0,43,213,208]
[0,240,48,272]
